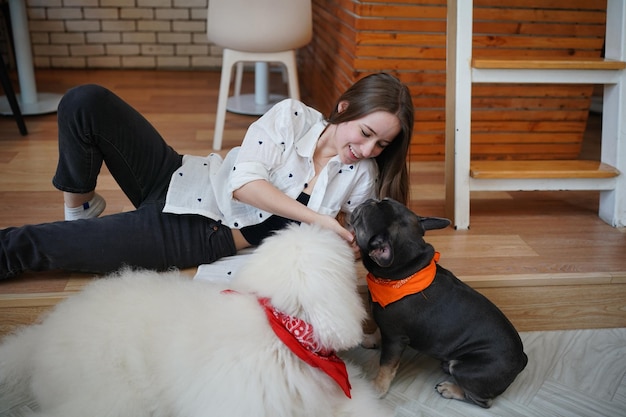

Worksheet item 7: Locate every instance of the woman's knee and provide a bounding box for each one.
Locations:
[58,84,111,117]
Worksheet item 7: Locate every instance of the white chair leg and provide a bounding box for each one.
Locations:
[213,49,235,151]
[283,51,300,100]
[234,61,244,97]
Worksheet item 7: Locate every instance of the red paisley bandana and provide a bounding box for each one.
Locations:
[221,290,352,398]
[366,251,440,308]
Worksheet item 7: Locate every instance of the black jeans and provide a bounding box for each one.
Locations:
[0,85,236,279]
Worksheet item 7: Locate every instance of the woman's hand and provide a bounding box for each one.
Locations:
[234,180,360,255]
[312,214,361,259]
[311,214,355,243]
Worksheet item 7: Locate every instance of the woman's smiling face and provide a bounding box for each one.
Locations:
[332,109,401,164]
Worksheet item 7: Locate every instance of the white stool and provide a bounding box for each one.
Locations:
[207,0,312,150]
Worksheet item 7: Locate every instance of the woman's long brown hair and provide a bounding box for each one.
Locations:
[326,73,414,204]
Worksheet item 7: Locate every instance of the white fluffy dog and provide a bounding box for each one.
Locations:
[0,224,391,417]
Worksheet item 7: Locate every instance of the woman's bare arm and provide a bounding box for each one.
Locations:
[232,179,355,243]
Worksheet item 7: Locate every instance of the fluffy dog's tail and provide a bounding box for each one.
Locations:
[0,325,40,402]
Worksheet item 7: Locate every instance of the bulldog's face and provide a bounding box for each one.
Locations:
[350,199,450,279]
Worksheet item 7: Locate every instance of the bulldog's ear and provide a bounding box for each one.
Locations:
[368,234,393,267]
[419,216,451,232]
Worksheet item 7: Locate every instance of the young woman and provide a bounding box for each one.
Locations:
[0,72,414,279]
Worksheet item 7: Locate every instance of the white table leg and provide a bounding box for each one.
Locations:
[0,0,62,116]
[225,62,285,116]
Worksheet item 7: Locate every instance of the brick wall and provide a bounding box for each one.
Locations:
[7,0,222,69]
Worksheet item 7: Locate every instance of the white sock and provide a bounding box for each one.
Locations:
[64,193,106,221]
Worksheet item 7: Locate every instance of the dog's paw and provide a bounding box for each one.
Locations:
[440,359,459,375]
[373,379,390,398]
[372,364,394,398]
[435,381,465,401]
[361,328,381,349]
[361,334,379,349]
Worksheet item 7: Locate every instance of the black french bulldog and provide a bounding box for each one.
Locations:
[350,198,528,408]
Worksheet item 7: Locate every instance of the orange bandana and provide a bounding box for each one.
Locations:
[366,252,440,308]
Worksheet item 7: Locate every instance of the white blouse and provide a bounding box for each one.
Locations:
[163,99,378,229]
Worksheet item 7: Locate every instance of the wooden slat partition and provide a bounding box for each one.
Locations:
[300,0,607,161]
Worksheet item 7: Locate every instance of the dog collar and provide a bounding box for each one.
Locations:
[221,290,352,398]
[366,252,440,308]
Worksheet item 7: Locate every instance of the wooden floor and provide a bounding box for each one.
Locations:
[0,69,625,336]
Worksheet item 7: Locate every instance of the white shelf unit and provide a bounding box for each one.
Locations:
[445,0,625,229]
